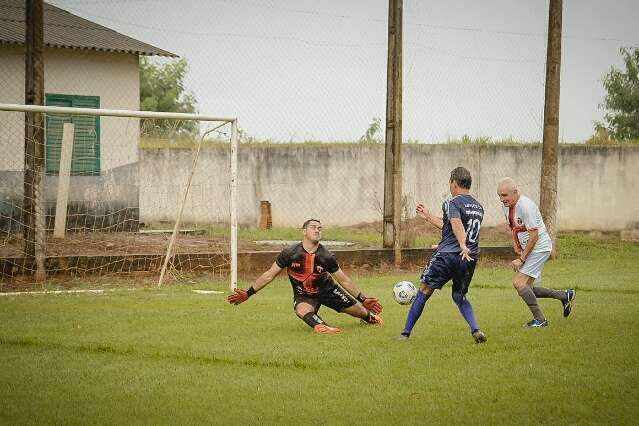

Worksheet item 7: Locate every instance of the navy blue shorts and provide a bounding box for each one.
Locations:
[420,251,478,296]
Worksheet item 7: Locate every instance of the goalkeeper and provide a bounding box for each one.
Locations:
[227,219,384,334]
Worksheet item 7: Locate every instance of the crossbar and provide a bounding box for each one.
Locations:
[0,103,236,123]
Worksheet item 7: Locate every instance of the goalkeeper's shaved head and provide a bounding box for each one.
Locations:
[302,218,321,229]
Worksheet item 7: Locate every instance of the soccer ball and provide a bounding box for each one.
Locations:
[392,281,417,305]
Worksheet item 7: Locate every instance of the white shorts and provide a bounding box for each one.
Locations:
[520,251,551,281]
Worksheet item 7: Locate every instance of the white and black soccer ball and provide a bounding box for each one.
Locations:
[392,281,417,305]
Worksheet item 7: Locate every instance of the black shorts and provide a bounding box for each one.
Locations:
[420,251,478,297]
[293,284,357,313]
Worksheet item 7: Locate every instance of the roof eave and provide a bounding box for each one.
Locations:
[0,39,178,58]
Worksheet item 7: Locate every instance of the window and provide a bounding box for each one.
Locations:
[45,94,100,176]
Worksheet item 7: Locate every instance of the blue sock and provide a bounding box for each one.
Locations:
[401,291,431,336]
[457,297,479,333]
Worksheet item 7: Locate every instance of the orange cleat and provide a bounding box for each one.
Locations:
[314,324,341,334]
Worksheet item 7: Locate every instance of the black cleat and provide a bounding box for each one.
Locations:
[562,289,576,318]
[472,329,487,343]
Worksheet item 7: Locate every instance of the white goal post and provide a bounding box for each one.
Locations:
[0,102,239,290]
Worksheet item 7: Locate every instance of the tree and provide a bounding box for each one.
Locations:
[140,57,198,136]
[599,47,639,140]
[359,117,383,144]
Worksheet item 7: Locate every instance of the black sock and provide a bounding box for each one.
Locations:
[302,312,325,328]
[533,286,567,302]
[517,286,545,321]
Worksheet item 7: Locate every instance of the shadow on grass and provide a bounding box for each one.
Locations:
[0,336,323,370]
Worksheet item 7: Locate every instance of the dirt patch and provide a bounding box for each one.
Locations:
[350,219,512,247]
[1,232,255,257]
[1,222,512,258]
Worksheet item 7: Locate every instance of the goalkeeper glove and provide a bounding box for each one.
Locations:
[356,292,383,314]
[227,286,256,305]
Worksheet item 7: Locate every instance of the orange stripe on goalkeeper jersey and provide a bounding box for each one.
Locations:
[288,269,310,282]
[302,254,316,293]
[287,253,315,282]
[306,253,315,275]
[302,273,320,294]
[287,271,320,294]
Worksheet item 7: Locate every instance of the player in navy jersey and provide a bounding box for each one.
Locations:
[228,219,384,334]
[398,167,487,343]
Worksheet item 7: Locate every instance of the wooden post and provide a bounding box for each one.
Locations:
[259,201,272,230]
[540,0,562,256]
[383,0,403,267]
[53,123,75,239]
[24,0,46,280]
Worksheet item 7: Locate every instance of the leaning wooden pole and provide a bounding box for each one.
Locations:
[383,0,403,267]
[24,0,46,281]
[540,0,562,256]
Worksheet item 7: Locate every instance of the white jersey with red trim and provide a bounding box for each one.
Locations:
[502,195,552,253]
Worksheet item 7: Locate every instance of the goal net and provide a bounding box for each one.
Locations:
[0,103,238,289]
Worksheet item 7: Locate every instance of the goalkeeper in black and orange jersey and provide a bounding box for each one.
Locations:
[227,219,383,334]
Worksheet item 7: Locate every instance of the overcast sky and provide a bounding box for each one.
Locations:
[50,0,639,143]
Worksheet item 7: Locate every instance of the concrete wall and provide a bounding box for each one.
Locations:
[0,163,139,232]
[139,144,639,231]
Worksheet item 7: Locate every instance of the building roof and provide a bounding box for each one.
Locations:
[0,0,177,57]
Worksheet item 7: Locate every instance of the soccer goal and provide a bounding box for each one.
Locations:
[0,102,239,289]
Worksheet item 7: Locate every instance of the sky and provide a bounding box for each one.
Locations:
[49,0,639,143]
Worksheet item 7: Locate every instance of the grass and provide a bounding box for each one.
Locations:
[583,128,639,145]
[139,136,384,149]
[139,136,556,149]
[139,136,229,149]
[0,234,638,424]
[445,135,540,145]
[139,134,639,149]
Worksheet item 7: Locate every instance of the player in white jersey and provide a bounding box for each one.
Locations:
[497,178,575,327]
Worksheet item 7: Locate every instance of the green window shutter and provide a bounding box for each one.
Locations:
[45,94,100,176]
[45,95,72,175]
[71,95,100,176]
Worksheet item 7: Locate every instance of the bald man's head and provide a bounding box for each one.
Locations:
[497,177,517,192]
[497,177,520,207]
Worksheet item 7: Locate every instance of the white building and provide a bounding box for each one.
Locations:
[0,0,176,231]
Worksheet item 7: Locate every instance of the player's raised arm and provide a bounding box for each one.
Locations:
[332,268,383,314]
[416,203,443,229]
[227,262,283,305]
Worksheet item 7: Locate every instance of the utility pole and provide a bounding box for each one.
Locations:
[540,0,562,256]
[383,0,403,267]
[24,0,46,280]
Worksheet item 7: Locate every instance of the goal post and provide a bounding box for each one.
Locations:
[0,102,239,290]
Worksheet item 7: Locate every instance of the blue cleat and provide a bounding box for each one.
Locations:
[562,289,576,318]
[525,319,549,328]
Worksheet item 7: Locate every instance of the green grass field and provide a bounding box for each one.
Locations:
[1,234,638,424]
